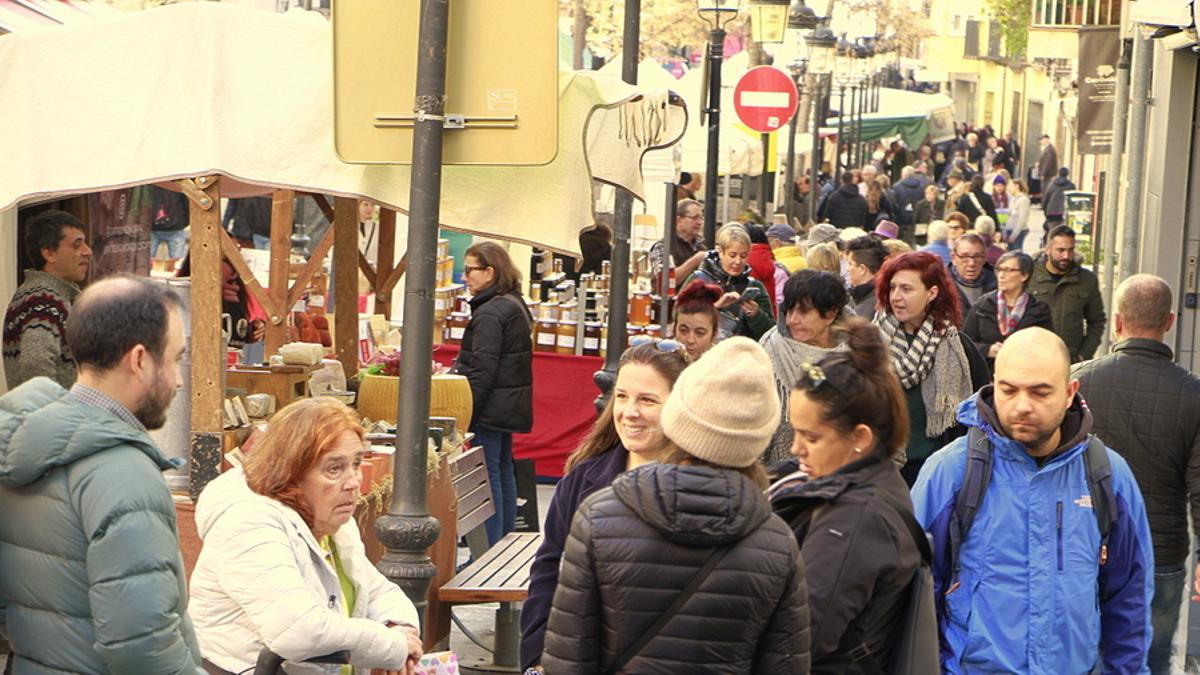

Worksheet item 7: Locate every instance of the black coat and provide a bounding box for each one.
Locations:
[955,188,999,224]
[453,286,533,433]
[543,464,811,674]
[769,455,921,674]
[1072,338,1200,567]
[578,227,612,275]
[520,444,628,670]
[820,184,869,229]
[961,290,1053,372]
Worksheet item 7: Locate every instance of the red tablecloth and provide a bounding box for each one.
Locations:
[433,344,601,479]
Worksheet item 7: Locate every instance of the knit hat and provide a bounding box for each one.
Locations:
[661,337,780,468]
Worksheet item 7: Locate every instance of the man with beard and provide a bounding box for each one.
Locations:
[1027,225,1106,362]
[912,328,1153,674]
[948,233,997,319]
[0,276,203,673]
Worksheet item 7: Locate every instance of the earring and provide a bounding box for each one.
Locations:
[853,447,862,454]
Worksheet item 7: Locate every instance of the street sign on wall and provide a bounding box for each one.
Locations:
[332,0,559,165]
[733,66,798,134]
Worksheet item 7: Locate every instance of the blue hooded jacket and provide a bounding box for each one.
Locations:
[911,387,1153,674]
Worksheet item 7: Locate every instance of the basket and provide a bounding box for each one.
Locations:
[358,373,473,432]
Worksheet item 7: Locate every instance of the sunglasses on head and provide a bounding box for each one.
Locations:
[627,335,684,354]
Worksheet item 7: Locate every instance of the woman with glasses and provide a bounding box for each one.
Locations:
[761,271,849,466]
[961,251,1052,373]
[520,339,689,673]
[543,338,810,673]
[453,241,533,546]
[680,223,775,341]
[873,252,989,485]
[672,279,722,362]
[768,318,921,673]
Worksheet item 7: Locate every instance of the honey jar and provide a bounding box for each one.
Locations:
[444,312,469,345]
[534,318,558,353]
[582,322,603,357]
[556,320,578,355]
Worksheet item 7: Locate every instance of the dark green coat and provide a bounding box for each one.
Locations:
[0,378,203,674]
[1027,254,1107,361]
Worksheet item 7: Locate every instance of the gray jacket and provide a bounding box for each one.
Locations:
[0,378,202,674]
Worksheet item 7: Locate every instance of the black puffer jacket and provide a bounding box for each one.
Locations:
[453,285,533,433]
[1072,338,1200,567]
[543,464,811,674]
[820,184,869,228]
[769,455,921,674]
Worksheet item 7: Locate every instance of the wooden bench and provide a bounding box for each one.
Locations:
[440,532,542,672]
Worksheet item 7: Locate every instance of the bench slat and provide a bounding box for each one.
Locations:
[439,532,542,604]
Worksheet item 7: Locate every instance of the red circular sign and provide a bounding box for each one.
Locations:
[733,66,799,133]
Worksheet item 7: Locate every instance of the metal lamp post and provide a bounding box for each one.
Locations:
[748,0,789,217]
[805,26,837,224]
[698,0,740,246]
[780,0,819,226]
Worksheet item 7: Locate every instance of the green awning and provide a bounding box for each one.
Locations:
[825,113,930,149]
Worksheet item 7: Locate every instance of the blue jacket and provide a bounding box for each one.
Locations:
[921,240,952,266]
[519,444,629,670]
[911,388,1153,674]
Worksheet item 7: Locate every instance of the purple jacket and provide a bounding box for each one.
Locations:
[519,444,629,669]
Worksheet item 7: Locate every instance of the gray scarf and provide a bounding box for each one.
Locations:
[877,314,973,437]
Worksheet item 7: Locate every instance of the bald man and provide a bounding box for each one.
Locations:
[912,327,1153,674]
[1073,275,1200,674]
[0,276,202,673]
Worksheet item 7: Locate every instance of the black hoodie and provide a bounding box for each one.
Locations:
[820,183,869,228]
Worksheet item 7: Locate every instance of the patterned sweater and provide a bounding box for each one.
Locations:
[3,270,81,389]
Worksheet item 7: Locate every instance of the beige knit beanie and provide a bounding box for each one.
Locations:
[661,336,780,468]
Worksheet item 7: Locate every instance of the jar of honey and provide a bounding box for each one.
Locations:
[629,291,653,327]
[626,325,645,347]
[534,318,558,353]
[644,324,662,340]
[556,320,578,355]
[582,322,602,357]
[559,301,579,324]
[444,312,469,345]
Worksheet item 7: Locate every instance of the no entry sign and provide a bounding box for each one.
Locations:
[733,66,799,133]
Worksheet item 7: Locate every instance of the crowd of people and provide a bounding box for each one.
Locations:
[0,120,1195,675]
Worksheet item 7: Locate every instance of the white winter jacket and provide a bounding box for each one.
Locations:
[189,468,420,674]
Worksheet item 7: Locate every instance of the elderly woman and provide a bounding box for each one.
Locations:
[681,223,774,340]
[190,398,422,674]
[873,252,989,485]
[961,251,1053,373]
[760,270,848,465]
[973,216,1007,266]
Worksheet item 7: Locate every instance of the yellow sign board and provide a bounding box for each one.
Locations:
[332,0,559,165]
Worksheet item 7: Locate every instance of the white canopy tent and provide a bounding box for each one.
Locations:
[0,2,687,257]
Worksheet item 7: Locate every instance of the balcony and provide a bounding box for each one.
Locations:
[1031,0,1120,26]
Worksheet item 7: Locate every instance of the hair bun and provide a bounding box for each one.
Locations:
[676,279,723,306]
[837,317,890,375]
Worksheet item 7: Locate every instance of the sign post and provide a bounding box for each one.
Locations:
[734,67,798,217]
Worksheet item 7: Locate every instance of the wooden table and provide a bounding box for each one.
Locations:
[225,363,318,408]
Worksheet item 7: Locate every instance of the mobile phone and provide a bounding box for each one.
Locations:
[740,287,762,303]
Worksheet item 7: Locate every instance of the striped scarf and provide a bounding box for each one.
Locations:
[997,292,1029,337]
[879,314,942,390]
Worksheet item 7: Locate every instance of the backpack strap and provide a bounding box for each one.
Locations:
[604,545,730,675]
[947,427,993,594]
[1084,436,1116,566]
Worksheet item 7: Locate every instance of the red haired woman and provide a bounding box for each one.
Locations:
[873,252,989,484]
[671,279,722,361]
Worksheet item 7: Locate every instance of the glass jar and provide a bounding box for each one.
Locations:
[629,291,653,327]
[582,322,602,357]
[534,318,558,353]
[556,320,578,355]
[444,312,469,345]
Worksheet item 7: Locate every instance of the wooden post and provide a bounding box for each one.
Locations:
[187,176,224,500]
[374,208,396,318]
[265,189,295,357]
[333,197,359,381]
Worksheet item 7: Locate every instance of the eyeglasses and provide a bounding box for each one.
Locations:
[680,212,703,221]
[995,266,1023,275]
[463,264,489,274]
[954,253,985,262]
[628,335,684,353]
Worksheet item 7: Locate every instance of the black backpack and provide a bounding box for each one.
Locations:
[945,427,1118,594]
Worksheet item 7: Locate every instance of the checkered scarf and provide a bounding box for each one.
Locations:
[879,314,942,390]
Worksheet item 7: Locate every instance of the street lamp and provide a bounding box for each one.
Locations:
[805,26,837,224]
[834,37,854,173]
[748,0,790,44]
[698,0,740,246]
[783,57,807,227]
